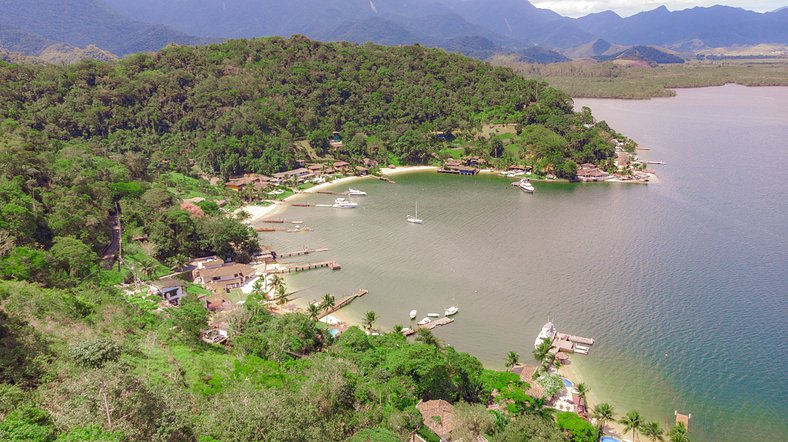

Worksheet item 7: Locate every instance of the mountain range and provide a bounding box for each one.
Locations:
[1,0,786,63]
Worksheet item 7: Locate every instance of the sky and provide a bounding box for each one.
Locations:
[528,1,787,17]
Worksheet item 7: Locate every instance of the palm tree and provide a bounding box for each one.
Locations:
[362,310,377,332]
[505,351,520,372]
[620,410,644,442]
[533,338,552,372]
[320,293,335,312]
[251,278,265,298]
[306,303,321,321]
[641,421,665,442]
[575,383,590,407]
[591,402,615,439]
[392,324,404,334]
[415,328,441,347]
[269,274,284,295]
[275,285,289,305]
[140,261,156,280]
[668,422,689,442]
[525,397,555,420]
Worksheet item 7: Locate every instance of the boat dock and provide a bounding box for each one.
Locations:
[262,219,304,224]
[675,411,691,430]
[315,190,350,195]
[276,248,329,258]
[421,317,454,330]
[255,226,312,233]
[644,160,665,165]
[271,260,341,274]
[319,289,368,318]
[553,332,595,355]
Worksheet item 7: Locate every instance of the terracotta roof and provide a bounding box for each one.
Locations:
[518,364,538,382]
[526,383,544,399]
[416,400,456,438]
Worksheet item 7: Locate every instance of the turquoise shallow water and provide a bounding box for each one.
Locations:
[262,85,788,441]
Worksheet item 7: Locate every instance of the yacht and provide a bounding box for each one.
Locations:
[534,321,557,348]
[407,202,423,224]
[347,188,367,196]
[332,198,358,208]
[444,306,459,316]
[417,317,431,326]
[517,178,535,193]
[409,310,417,320]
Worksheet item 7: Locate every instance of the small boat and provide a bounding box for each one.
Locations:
[417,317,431,326]
[347,188,367,196]
[427,313,440,318]
[444,306,459,316]
[407,202,423,224]
[515,178,535,193]
[267,189,285,195]
[409,309,417,319]
[332,197,358,208]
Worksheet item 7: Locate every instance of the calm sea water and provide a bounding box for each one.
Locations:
[262,85,788,441]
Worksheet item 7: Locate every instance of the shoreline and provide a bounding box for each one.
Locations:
[559,360,633,441]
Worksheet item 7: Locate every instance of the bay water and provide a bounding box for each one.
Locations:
[261,85,788,441]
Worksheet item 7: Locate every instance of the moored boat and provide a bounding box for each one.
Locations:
[514,178,535,193]
[444,306,459,316]
[332,197,358,208]
[409,309,417,319]
[427,313,440,318]
[417,317,431,325]
[348,188,367,195]
[534,321,557,348]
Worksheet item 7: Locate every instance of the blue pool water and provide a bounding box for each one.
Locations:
[562,378,573,388]
[329,329,340,337]
[600,437,621,442]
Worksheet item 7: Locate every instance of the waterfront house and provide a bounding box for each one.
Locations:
[577,163,611,182]
[333,161,351,174]
[362,158,378,168]
[465,156,487,167]
[439,158,479,175]
[307,164,324,175]
[416,399,457,441]
[193,262,256,294]
[616,152,631,168]
[355,166,369,176]
[148,278,188,305]
[272,168,313,185]
[200,295,232,312]
[225,174,272,191]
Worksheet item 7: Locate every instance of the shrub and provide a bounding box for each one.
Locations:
[69,338,121,369]
[557,412,596,442]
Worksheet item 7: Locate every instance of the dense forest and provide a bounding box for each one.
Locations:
[0,37,646,441]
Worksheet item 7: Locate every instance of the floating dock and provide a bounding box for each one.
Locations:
[675,411,691,430]
[319,289,368,318]
[419,317,454,330]
[271,260,341,274]
[552,331,596,355]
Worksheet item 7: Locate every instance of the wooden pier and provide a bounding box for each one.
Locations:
[553,332,595,355]
[262,219,304,224]
[319,289,368,318]
[255,226,312,233]
[315,190,350,195]
[419,317,454,330]
[276,248,329,259]
[271,260,341,274]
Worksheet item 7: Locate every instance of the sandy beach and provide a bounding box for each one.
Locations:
[380,165,438,175]
[559,359,633,441]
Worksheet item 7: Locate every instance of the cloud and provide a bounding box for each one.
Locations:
[529,1,785,18]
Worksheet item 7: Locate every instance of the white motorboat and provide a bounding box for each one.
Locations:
[534,321,557,348]
[407,202,423,224]
[409,310,417,319]
[267,189,285,195]
[516,178,535,193]
[332,197,358,208]
[417,317,431,325]
[427,313,440,318]
[444,306,459,316]
[347,188,367,196]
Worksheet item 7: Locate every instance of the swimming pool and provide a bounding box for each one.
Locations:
[562,378,574,388]
[329,329,340,337]
[600,436,621,442]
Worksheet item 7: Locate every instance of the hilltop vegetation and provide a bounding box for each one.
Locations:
[0,37,629,441]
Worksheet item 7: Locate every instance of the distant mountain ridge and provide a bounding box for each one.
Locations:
[1,0,786,63]
[0,0,208,57]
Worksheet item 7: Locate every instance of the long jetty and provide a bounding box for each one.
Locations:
[271,260,341,274]
[319,289,369,318]
[276,248,329,259]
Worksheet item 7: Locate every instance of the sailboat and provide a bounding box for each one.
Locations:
[407,202,423,224]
